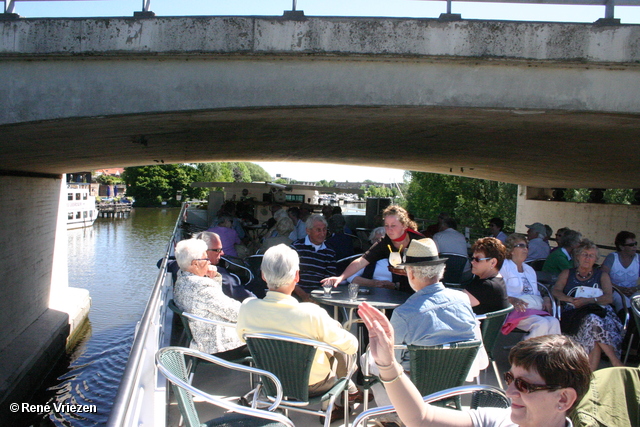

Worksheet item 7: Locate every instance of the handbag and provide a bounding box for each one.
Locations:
[568,285,603,299]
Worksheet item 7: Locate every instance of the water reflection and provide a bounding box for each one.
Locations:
[25,208,179,426]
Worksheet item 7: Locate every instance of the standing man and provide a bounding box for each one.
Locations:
[291,214,337,301]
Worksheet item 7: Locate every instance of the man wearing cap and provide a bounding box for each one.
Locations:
[390,238,478,370]
[525,222,551,262]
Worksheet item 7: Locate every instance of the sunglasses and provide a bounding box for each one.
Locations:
[470,256,492,263]
[504,371,562,393]
[207,248,223,253]
[513,243,528,249]
[622,242,638,247]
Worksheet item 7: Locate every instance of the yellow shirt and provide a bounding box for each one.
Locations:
[237,291,357,385]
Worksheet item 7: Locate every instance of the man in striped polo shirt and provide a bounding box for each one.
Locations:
[291,214,337,301]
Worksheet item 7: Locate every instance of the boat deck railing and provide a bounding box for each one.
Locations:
[106,202,190,427]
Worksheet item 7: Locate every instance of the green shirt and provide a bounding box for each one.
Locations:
[542,248,572,274]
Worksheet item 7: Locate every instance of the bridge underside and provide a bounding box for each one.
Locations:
[2,105,639,189]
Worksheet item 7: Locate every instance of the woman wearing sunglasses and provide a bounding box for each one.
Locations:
[358,301,591,427]
[601,230,640,313]
[462,237,510,315]
[499,234,561,339]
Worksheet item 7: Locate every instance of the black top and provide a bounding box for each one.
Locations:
[464,275,509,315]
[363,230,424,294]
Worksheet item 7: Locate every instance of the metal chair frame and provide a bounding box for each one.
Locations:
[362,340,482,411]
[167,299,252,382]
[243,332,356,427]
[156,346,294,427]
[476,305,514,388]
[352,384,509,427]
[222,255,254,285]
[440,252,468,286]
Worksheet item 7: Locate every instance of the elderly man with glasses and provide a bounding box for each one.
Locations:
[195,231,257,301]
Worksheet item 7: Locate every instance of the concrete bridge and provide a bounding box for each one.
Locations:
[1,14,640,411]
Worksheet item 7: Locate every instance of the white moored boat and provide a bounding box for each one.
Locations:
[67,183,98,229]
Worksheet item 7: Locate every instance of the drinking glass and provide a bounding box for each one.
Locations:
[322,283,333,297]
[348,283,359,301]
[389,252,402,267]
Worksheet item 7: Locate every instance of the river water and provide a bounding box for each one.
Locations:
[25,208,180,427]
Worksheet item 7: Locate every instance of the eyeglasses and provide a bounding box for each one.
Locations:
[504,372,562,394]
[470,256,492,263]
[194,258,210,262]
[623,242,638,247]
[207,248,223,253]
[513,243,528,249]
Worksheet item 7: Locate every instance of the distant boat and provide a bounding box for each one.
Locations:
[67,183,98,229]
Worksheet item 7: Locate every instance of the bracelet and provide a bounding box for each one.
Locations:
[375,360,395,369]
[379,370,404,384]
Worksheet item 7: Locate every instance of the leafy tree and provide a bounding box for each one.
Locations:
[122,164,205,207]
[245,163,272,182]
[95,174,122,185]
[405,172,517,232]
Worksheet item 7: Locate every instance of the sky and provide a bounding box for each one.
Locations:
[11,0,639,182]
[256,162,408,183]
[10,0,640,24]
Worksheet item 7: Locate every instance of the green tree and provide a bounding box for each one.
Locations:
[244,163,272,182]
[405,172,517,232]
[122,164,205,207]
[95,174,122,185]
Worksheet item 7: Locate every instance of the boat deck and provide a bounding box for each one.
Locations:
[165,321,524,427]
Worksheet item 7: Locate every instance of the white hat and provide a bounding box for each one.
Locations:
[397,238,447,267]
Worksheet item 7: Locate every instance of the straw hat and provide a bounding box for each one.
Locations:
[397,238,447,267]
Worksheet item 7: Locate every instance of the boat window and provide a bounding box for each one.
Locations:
[68,193,73,201]
[83,211,88,218]
[68,212,74,220]
[286,194,305,202]
[76,212,81,219]
[75,193,81,200]
[83,193,88,200]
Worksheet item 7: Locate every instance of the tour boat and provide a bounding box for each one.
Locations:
[67,183,98,229]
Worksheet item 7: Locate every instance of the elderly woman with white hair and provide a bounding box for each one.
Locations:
[174,238,248,360]
[347,227,397,289]
[260,216,295,253]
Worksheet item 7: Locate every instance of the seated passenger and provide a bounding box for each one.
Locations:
[488,217,508,244]
[525,222,551,262]
[207,215,242,258]
[552,239,624,371]
[359,301,592,427]
[601,230,640,313]
[236,244,361,417]
[500,233,561,339]
[325,214,355,260]
[542,229,582,276]
[260,216,295,253]
[367,238,483,416]
[173,238,247,359]
[463,237,510,315]
[291,214,337,300]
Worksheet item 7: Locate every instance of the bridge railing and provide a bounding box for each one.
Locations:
[3,0,640,19]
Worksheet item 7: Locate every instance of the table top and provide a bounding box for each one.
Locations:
[310,286,410,310]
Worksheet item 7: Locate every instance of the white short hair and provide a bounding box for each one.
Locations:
[262,244,299,289]
[194,231,220,248]
[305,214,327,230]
[406,263,446,282]
[175,238,208,270]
